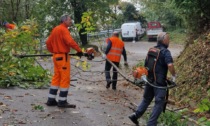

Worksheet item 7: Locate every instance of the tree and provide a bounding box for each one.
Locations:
[32,0,120,45]
[121,2,138,22]
[70,0,88,45]
[117,2,146,26]
[172,0,210,35]
[0,0,37,23]
[139,0,210,34]
[31,0,73,37]
[138,0,183,30]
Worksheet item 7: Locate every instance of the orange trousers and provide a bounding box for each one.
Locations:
[51,54,70,88]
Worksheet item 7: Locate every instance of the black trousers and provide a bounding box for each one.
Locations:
[105,60,119,88]
[135,85,167,126]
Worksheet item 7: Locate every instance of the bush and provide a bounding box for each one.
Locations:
[0,19,51,88]
[168,29,187,44]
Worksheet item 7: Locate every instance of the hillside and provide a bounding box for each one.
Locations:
[170,32,210,120]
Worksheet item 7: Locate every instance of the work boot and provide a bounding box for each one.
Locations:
[46,100,57,106]
[57,101,76,108]
[106,81,112,89]
[112,86,116,90]
[128,113,139,126]
[112,83,116,90]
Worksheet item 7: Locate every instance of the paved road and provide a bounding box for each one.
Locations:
[0,40,184,126]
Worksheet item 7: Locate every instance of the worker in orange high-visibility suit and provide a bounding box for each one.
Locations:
[5,23,15,30]
[46,14,83,108]
[102,31,128,90]
[0,21,16,30]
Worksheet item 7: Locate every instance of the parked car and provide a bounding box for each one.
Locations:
[146,21,163,41]
[121,22,145,41]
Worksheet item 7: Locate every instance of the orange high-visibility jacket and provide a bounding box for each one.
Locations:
[107,36,124,62]
[46,23,81,53]
[5,23,15,29]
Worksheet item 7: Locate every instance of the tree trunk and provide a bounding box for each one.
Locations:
[71,0,87,45]
[25,0,30,19]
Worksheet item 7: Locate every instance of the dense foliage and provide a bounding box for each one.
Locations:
[0,19,51,88]
[137,0,210,35]
[172,0,210,35]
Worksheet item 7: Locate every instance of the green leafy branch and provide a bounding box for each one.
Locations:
[0,19,51,88]
[75,11,96,34]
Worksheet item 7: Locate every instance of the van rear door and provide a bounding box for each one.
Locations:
[121,23,136,38]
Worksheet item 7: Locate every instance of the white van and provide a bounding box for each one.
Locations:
[121,22,144,41]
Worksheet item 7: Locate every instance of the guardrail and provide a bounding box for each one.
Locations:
[87,28,121,41]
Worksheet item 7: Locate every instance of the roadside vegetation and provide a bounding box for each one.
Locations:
[0,19,51,88]
[168,29,187,44]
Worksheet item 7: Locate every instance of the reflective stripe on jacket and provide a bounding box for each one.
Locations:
[107,36,124,62]
[46,23,81,53]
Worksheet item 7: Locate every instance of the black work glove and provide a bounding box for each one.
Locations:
[76,52,83,58]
